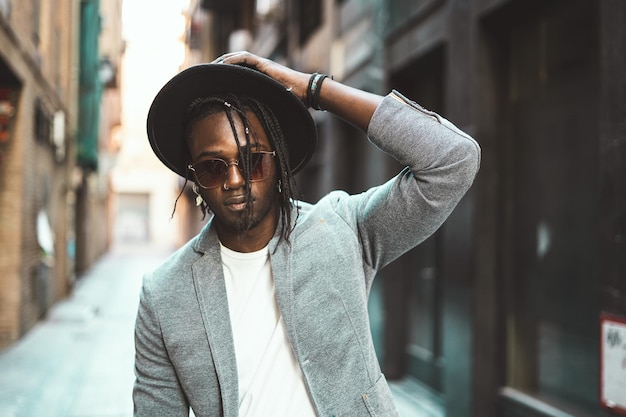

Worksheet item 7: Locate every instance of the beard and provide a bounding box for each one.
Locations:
[226,207,263,232]
[213,197,275,234]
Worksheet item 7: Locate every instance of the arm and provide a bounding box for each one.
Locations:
[213,51,382,132]
[217,52,481,269]
[353,90,481,269]
[133,278,190,416]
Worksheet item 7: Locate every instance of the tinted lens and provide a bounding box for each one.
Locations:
[247,152,271,180]
[193,159,227,189]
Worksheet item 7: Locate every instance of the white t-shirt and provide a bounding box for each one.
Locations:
[220,243,317,417]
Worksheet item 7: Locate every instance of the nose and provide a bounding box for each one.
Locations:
[223,162,245,190]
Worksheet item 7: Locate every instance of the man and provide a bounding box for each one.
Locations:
[134,52,480,417]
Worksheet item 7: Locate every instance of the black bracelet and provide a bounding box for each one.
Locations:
[306,73,329,110]
[306,73,317,108]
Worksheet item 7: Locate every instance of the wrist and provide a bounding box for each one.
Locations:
[305,73,331,110]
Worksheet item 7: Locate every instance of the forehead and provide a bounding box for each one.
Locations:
[188,109,272,154]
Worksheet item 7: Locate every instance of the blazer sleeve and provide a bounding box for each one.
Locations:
[353,90,481,271]
[133,275,190,417]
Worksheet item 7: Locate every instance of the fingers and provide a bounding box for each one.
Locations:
[213,51,282,85]
[213,51,246,63]
[210,52,309,103]
[213,51,259,67]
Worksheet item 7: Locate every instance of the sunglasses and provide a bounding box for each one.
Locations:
[188,151,276,189]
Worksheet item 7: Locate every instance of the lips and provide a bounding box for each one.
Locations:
[223,195,249,211]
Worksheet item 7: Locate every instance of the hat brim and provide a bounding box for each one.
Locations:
[147,64,317,178]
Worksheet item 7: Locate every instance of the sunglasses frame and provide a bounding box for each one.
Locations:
[188,150,276,189]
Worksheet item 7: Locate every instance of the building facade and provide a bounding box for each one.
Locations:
[0,0,123,348]
[182,0,625,416]
[0,0,79,348]
[74,0,124,275]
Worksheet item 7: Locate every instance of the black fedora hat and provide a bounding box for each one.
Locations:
[147,63,317,178]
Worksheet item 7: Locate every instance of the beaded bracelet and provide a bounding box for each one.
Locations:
[306,72,329,110]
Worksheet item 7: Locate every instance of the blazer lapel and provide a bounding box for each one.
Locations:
[269,211,297,355]
[192,224,239,417]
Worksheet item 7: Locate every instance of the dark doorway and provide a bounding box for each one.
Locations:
[493,0,600,413]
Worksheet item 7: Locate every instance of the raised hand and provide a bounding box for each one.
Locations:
[213,51,310,104]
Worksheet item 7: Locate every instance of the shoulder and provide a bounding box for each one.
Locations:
[142,233,204,296]
[293,190,357,219]
[291,189,378,232]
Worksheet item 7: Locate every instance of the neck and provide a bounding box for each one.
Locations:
[216,210,279,253]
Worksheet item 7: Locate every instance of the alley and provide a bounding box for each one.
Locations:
[0,242,434,417]
[0,245,172,417]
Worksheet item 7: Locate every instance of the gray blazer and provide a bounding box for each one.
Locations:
[133,91,481,417]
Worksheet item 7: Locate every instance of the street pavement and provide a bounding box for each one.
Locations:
[0,244,173,417]
[0,243,434,417]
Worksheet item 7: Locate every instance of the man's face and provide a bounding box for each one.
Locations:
[188,110,279,247]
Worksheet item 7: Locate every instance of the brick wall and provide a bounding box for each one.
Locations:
[0,0,79,347]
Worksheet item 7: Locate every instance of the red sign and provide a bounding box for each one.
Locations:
[0,88,16,143]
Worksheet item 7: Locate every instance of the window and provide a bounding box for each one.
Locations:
[32,0,41,46]
[298,0,322,45]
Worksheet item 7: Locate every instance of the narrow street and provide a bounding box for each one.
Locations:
[0,242,433,417]
[0,244,172,417]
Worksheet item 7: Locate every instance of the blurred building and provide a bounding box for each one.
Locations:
[182,0,625,416]
[74,0,124,275]
[0,0,123,348]
[108,0,187,252]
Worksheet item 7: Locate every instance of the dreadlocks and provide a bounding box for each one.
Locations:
[179,92,299,245]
